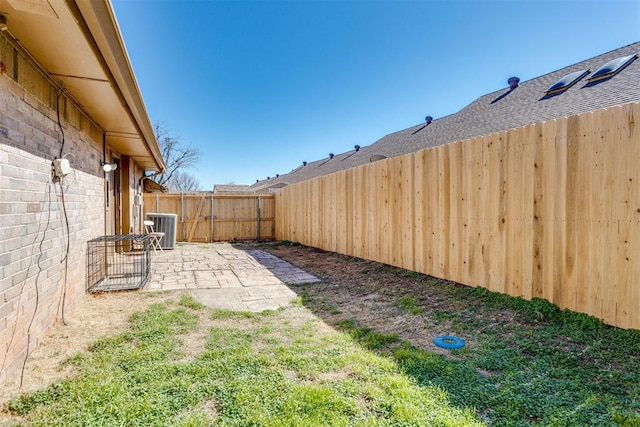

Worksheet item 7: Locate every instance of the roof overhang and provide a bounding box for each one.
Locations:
[0,0,165,172]
[142,177,167,193]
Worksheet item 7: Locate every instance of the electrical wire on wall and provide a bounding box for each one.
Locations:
[54,88,71,326]
[19,178,54,387]
[55,153,75,326]
[12,88,72,387]
[0,178,54,388]
[56,89,65,159]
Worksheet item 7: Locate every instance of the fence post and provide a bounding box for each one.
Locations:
[155,194,159,212]
[257,195,261,242]
[180,192,185,242]
[210,193,214,243]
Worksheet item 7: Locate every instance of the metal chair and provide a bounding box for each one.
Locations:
[144,220,165,253]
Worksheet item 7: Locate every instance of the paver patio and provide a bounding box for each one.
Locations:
[144,243,320,311]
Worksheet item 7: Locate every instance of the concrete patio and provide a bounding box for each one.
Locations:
[144,243,321,311]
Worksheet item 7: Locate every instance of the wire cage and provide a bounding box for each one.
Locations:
[86,234,151,292]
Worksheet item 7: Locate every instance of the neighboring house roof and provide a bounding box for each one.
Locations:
[143,178,167,193]
[0,0,164,172]
[253,41,640,191]
[213,184,256,194]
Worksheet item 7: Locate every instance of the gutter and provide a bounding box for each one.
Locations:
[64,0,166,173]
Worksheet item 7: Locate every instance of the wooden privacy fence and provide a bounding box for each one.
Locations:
[276,103,640,330]
[143,193,275,242]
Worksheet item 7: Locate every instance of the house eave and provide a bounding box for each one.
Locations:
[0,0,165,172]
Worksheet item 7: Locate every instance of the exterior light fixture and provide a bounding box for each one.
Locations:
[101,162,117,172]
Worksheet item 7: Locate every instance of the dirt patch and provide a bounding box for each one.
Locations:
[176,307,216,362]
[0,290,178,415]
[238,242,470,356]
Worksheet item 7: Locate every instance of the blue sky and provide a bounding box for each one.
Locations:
[111,0,640,190]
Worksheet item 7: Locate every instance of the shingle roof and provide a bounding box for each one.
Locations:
[213,184,256,194]
[252,41,640,191]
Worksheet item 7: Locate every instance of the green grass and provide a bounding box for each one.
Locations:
[399,294,425,315]
[5,303,481,426]
[336,316,640,426]
[326,284,640,427]
[178,293,206,310]
[5,280,640,426]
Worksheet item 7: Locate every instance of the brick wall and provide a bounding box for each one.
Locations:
[0,43,107,383]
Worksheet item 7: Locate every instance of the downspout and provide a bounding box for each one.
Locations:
[103,133,108,236]
[137,172,163,230]
[138,172,162,188]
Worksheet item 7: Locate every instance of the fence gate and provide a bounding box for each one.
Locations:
[142,193,275,243]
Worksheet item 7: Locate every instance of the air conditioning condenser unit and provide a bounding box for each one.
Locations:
[146,213,178,249]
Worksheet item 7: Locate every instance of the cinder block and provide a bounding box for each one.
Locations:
[0,296,18,321]
[0,277,24,300]
[0,252,12,268]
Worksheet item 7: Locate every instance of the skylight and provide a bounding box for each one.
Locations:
[587,53,637,82]
[545,69,589,95]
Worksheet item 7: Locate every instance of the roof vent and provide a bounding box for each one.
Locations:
[267,176,270,180]
[508,77,520,90]
[256,179,259,183]
[354,145,360,151]
[546,69,589,95]
[588,53,637,83]
[302,161,307,166]
[369,154,387,162]
[276,174,279,178]
[329,153,334,159]
[411,117,432,135]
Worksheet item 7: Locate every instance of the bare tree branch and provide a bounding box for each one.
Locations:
[169,171,201,192]
[152,122,202,190]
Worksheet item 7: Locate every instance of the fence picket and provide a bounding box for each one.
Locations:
[273,104,640,330]
[143,193,276,242]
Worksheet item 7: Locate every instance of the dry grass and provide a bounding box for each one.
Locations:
[0,290,177,420]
